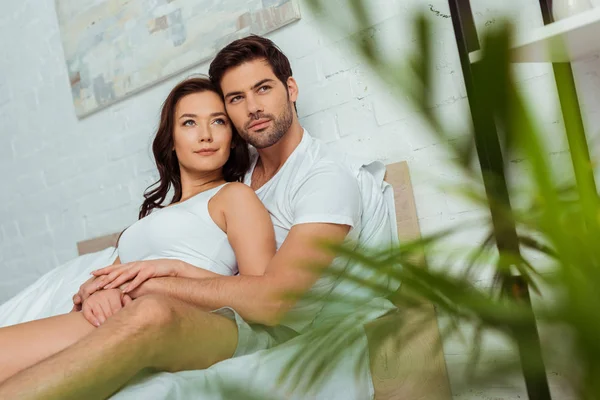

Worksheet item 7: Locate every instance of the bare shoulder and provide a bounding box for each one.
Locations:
[216,182,268,227]
[220,181,255,196]
[218,182,259,205]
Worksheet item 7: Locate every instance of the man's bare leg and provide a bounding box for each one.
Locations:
[0,312,96,382]
[0,295,238,400]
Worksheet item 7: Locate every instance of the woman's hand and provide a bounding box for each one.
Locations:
[91,259,184,294]
[82,289,132,326]
[72,275,110,311]
[72,256,122,311]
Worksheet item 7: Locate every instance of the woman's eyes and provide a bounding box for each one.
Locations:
[183,118,226,126]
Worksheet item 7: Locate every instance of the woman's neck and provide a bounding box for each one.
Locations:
[178,170,225,203]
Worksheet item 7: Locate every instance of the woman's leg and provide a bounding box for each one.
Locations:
[0,312,95,383]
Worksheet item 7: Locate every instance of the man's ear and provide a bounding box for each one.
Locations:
[286,76,299,103]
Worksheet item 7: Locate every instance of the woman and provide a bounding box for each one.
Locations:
[0,77,275,383]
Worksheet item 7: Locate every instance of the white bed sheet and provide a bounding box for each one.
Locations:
[0,248,383,400]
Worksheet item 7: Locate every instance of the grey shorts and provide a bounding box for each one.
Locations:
[211,306,299,358]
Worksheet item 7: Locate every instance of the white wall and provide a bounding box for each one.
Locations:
[1,0,599,398]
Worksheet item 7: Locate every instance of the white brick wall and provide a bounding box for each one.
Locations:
[1,0,599,398]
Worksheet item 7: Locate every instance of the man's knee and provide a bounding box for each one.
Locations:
[124,295,177,331]
[121,296,237,372]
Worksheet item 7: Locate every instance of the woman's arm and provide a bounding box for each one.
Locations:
[220,182,276,276]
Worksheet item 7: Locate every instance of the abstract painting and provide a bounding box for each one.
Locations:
[54,0,301,117]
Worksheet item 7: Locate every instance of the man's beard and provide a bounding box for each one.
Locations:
[240,102,293,149]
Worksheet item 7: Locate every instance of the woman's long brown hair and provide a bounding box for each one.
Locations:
[138,77,250,220]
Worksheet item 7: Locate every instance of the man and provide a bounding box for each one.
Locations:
[0,35,396,399]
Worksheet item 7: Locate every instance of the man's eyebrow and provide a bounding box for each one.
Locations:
[224,79,276,99]
[252,78,275,90]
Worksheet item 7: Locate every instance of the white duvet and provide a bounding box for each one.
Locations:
[0,247,387,400]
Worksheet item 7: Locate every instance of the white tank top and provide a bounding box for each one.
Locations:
[117,183,237,276]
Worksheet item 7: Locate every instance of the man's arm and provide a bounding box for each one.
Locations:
[129,222,350,325]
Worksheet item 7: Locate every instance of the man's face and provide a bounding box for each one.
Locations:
[220,59,297,149]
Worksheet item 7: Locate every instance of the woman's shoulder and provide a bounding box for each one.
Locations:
[217,182,258,203]
[213,182,263,221]
[221,181,254,194]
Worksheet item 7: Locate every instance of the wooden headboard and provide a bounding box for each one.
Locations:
[368,161,452,399]
[77,232,120,256]
[76,161,452,399]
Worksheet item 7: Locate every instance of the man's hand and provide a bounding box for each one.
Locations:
[71,257,122,310]
[123,277,157,300]
[72,275,109,311]
[81,289,132,326]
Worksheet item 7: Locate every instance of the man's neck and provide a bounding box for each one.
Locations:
[255,121,304,179]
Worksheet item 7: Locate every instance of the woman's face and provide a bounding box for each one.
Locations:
[173,91,233,176]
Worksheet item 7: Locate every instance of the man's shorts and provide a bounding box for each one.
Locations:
[211,306,299,357]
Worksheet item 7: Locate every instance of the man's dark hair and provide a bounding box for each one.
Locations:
[209,35,296,111]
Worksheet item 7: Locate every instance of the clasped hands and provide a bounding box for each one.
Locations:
[71,259,182,326]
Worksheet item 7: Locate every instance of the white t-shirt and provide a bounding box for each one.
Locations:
[244,130,398,332]
[118,184,237,276]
